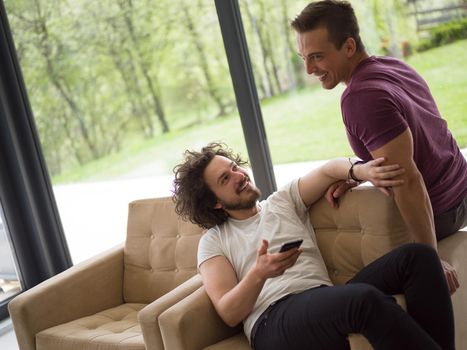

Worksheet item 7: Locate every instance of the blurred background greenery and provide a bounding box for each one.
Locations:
[5,0,467,183]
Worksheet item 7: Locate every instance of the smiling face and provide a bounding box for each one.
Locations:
[297,26,357,89]
[203,155,261,214]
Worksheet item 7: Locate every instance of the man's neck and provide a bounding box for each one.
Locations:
[226,204,260,221]
[344,50,369,85]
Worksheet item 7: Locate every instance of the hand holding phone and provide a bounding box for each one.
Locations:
[279,239,303,253]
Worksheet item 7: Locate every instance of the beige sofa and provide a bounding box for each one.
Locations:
[8,197,204,350]
[159,187,467,350]
[8,188,467,350]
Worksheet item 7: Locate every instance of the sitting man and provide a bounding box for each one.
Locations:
[173,142,454,350]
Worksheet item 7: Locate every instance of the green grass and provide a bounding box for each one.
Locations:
[406,40,467,143]
[52,39,467,184]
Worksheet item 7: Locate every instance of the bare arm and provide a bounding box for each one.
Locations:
[199,240,300,327]
[365,129,459,294]
[299,157,404,207]
[368,128,436,249]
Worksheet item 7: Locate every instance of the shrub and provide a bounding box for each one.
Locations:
[417,18,467,52]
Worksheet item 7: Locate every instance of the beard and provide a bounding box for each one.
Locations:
[220,184,262,211]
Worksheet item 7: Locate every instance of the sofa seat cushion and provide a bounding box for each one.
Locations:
[36,303,146,350]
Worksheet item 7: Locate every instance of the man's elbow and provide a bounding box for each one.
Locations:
[217,305,243,328]
[222,314,242,328]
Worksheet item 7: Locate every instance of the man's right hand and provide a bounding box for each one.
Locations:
[253,240,302,280]
[440,259,459,295]
[325,180,357,208]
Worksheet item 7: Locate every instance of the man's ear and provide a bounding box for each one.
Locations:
[344,37,357,57]
[214,201,223,209]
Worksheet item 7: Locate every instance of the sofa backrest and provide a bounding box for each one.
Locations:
[123,197,204,303]
[310,186,410,285]
[122,188,410,302]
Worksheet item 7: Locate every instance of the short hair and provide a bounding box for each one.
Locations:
[291,0,364,52]
[172,142,248,229]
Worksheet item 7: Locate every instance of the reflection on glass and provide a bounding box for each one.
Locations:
[5,0,248,263]
[0,209,22,303]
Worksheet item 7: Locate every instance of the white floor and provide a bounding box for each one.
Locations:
[0,319,17,350]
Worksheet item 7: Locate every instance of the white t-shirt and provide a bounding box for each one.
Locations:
[197,179,333,343]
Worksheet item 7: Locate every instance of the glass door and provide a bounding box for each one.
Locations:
[4,0,249,263]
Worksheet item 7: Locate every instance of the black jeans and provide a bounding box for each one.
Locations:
[252,243,454,350]
[435,195,467,240]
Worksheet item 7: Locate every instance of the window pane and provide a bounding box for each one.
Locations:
[0,207,22,303]
[5,0,248,263]
[239,0,467,186]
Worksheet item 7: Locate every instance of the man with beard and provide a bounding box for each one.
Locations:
[172,142,454,350]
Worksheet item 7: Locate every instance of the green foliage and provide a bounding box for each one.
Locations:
[417,19,467,52]
[3,0,465,184]
[52,40,467,183]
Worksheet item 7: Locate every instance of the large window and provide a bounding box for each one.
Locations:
[4,0,252,263]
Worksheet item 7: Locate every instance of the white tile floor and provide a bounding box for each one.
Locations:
[0,318,17,350]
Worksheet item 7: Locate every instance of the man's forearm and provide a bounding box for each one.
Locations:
[393,175,437,249]
[216,268,266,327]
[322,157,355,181]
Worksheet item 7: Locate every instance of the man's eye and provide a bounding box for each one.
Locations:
[306,54,322,62]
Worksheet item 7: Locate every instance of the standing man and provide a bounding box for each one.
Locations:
[173,142,454,350]
[291,0,466,293]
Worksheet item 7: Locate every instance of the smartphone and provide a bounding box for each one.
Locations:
[279,239,303,253]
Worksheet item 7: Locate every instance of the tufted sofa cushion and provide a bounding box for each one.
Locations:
[310,186,410,285]
[35,303,146,350]
[123,197,204,304]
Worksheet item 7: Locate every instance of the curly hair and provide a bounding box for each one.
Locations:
[291,0,364,52]
[172,142,249,229]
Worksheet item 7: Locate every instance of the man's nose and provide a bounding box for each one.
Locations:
[233,171,245,183]
[305,58,316,75]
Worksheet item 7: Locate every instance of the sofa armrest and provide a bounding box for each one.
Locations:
[138,274,203,350]
[8,244,124,350]
[159,286,242,350]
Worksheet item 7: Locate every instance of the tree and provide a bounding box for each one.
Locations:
[181,0,230,118]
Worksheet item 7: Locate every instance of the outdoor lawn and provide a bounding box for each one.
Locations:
[53,39,467,183]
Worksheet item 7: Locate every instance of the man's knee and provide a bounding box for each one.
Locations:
[348,283,393,308]
[397,242,437,261]
[346,284,396,331]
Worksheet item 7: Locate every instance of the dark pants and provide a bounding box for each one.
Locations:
[435,195,467,240]
[252,243,454,350]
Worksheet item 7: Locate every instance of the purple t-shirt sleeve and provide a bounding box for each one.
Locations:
[342,88,408,152]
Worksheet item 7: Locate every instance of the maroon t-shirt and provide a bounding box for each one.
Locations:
[341,56,466,215]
